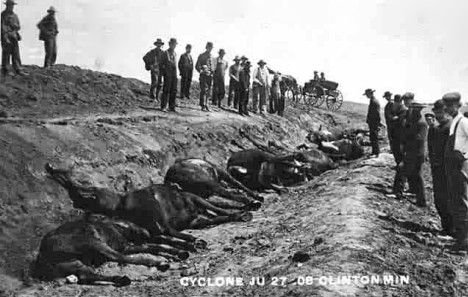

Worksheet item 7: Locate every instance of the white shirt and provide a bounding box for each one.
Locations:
[449,112,468,158]
[252,66,270,87]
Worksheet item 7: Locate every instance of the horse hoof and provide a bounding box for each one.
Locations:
[157,262,170,272]
[254,195,265,203]
[44,162,54,173]
[236,211,253,222]
[116,276,131,287]
[178,251,190,260]
[194,239,208,250]
[246,201,262,211]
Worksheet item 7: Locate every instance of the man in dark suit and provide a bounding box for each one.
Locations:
[37,6,58,68]
[238,60,251,116]
[364,88,381,157]
[383,91,395,157]
[395,102,428,206]
[178,44,193,99]
[160,38,178,112]
[428,100,453,235]
[1,0,26,76]
[391,94,406,165]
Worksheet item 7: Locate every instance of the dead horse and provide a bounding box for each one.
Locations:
[45,163,253,252]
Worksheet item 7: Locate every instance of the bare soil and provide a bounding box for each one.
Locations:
[0,65,467,297]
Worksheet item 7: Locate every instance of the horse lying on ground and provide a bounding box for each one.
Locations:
[45,163,253,252]
[226,149,308,193]
[164,158,264,210]
[32,214,186,286]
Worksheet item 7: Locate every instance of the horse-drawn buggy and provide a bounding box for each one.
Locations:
[302,79,344,111]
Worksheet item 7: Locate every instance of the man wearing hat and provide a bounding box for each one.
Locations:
[37,6,59,68]
[443,92,468,251]
[160,38,178,112]
[195,42,214,111]
[178,44,193,99]
[394,101,428,206]
[238,60,252,116]
[1,0,25,76]
[212,49,228,107]
[239,55,248,68]
[427,99,453,236]
[364,88,381,157]
[252,59,270,115]
[227,55,241,108]
[313,71,319,81]
[383,91,395,158]
[143,38,165,101]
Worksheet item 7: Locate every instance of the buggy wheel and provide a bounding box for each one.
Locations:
[306,93,318,106]
[315,95,325,107]
[326,90,343,111]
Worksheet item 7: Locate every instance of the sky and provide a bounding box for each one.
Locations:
[3,0,468,104]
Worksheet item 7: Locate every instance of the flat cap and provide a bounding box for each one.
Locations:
[186,44,192,48]
[402,92,414,100]
[432,99,444,111]
[206,42,213,48]
[442,92,461,103]
[424,113,435,118]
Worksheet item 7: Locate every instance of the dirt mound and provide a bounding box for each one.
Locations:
[2,65,465,296]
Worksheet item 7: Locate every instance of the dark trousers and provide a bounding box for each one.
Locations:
[445,156,468,245]
[1,39,22,72]
[395,156,425,206]
[149,69,160,99]
[368,125,380,155]
[238,88,249,115]
[180,70,192,98]
[161,72,177,110]
[269,92,279,113]
[199,74,212,107]
[43,37,57,67]
[431,165,452,234]
[228,79,239,107]
[393,135,404,165]
[277,94,285,116]
[212,75,225,105]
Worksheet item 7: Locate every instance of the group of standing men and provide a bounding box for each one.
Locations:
[368,88,468,252]
[143,38,286,116]
[1,0,59,76]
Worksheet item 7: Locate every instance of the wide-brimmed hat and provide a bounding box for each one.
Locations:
[383,91,392,98]
[402,92,415,100]
[168,38,177,45]
[432,99,444,111]
[233,55,240,61]
[424,113,435,118]
[363,88,375,95]
[258,59,267,65]
[154,38,164,46]
[442,92,461,104]
[5,0,17,5]
[218,49,226,54]
[47,6,56,13]
[240,55,248,61]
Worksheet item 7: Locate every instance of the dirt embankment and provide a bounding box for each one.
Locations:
[2,65,467,297]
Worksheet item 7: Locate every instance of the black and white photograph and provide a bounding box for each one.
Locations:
[1,0,468,296]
